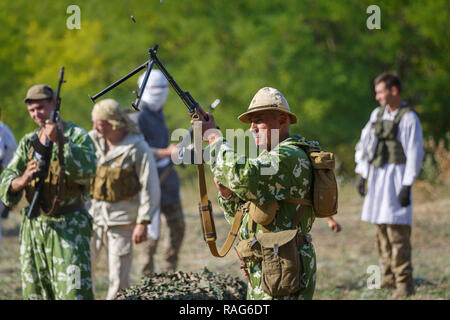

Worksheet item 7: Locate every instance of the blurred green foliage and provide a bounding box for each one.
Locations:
[0,0,448,176]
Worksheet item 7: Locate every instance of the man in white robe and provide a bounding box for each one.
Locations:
[0,111,18,252]
[355,72,424,298]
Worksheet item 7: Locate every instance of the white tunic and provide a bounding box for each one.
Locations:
[354,104,424,226]
[0,122,17,170]
[0,121,17,251]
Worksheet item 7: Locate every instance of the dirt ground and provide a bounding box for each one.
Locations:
[0,180,448,300]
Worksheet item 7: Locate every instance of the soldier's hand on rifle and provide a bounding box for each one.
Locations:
[190,106,220,144]
[214,177,233,199]
[132,222,148,244]
[10,160,39,192]
[40,119,63,144]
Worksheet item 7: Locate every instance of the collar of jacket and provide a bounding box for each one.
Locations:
[89,130,144,163]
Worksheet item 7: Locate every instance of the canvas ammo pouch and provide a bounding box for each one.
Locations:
[25,160,87,214]
[90,163,140,202]
[235,236,262,263]
[235,229,303,296]
[257,229,302,296]
[308,150,338,217]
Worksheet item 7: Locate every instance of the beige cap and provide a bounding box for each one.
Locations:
[24,84,54,103]
[92,99,139,133]
[238,87,297,124]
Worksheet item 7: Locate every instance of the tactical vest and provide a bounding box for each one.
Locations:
[25,140,88,213]
[370,106,411,167]
[90,154,140,202]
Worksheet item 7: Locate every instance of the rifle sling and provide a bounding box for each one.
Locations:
[193,114,245,258]
[197,163,246,257]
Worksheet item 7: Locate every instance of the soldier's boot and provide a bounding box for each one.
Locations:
[164,248,178,272]
[140,237,158,277]
[391,280,414,299]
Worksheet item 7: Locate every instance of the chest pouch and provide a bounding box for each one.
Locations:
[90,163,140,202]
[235,236,263,263]
[25,160,87,213]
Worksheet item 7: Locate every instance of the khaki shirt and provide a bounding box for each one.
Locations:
[88,130,160,226]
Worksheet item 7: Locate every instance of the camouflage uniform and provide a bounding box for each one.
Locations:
[209,134,318,300]
[0,121,96,299]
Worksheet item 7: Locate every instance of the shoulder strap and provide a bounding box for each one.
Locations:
[193,115,245,257]
[377,106,385,120]
[393,106,411,125]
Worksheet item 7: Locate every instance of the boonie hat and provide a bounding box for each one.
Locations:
[24,84,54,103]
[238,87,297,124]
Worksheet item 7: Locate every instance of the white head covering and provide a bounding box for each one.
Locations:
[138,69,169,112]
[92,98,139,133]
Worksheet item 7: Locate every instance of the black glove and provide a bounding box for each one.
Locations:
[357,177,366,197]
[398,185,412,207]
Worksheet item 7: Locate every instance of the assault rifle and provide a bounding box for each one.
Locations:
[27,67,66,219]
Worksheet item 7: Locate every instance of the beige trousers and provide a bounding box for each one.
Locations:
[375,224,413,289]
[90,223,135,300]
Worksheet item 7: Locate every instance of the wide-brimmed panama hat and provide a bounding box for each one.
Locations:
[238,87,297,124]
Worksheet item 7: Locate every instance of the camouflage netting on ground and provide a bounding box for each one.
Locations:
[115,267,247,300]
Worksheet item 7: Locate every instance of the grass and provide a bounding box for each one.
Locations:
[0,177,449,300]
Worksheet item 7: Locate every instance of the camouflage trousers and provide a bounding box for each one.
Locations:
[138,201,185,276]
[375,224,413,289]
[19,209,94,300]
[246,234,316,300]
